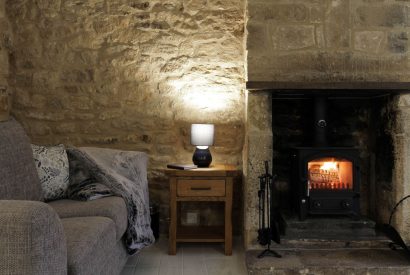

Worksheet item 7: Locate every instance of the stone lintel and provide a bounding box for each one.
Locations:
[246,81,410,93]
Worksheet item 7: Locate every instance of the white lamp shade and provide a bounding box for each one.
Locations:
[191,124,215,146]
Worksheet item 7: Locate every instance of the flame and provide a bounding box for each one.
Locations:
[308,158,353,190]
[320,162,338,171]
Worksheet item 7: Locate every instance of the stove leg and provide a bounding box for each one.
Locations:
[299,201,307,221]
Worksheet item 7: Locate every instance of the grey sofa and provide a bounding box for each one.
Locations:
[0,118,129,275]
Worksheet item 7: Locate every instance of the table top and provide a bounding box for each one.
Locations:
[165,164,238,177]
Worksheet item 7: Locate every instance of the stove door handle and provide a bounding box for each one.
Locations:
[306,180,310,197]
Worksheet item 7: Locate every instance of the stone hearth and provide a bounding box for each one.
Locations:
[246,249,410,275]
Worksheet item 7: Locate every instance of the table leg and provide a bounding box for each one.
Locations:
[225,177,233,256]
[169,178,177,255]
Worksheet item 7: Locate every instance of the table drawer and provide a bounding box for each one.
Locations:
[177,179,225,197]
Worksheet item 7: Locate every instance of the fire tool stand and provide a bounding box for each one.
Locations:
[257,161,282,259]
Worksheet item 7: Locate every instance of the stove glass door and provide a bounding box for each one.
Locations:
[308,157,353,191]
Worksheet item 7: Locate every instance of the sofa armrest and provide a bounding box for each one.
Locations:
[0,200,67,275]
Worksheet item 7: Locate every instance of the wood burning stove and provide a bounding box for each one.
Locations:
[290,96,361,220]
[291,147,360,220]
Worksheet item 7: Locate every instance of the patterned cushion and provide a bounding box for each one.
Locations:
[32,144,69,201]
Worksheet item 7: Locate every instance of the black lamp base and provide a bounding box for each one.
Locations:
[192,147,212,168]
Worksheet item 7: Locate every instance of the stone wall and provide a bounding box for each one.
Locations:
[6,0,246,234]
[0,0,11,121]
[243,91,272,247]
[390,94,410,242]
[247,0,410,82]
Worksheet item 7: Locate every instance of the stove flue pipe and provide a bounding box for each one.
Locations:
[313,96,328,147]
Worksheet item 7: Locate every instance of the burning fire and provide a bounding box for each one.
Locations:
[308,158,353,190]
[320,162,338,171]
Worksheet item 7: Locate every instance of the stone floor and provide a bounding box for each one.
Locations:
[120,218,410,274]
[120,237,247,275]
[246,216,410,274]
[246,248,410,275]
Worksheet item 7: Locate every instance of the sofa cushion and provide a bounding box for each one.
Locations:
[61,217,118,275]
[48,197,127,241]
[0,118,43,201]
[32,144,70,201]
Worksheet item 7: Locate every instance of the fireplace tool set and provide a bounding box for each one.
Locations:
[257,161,283,259]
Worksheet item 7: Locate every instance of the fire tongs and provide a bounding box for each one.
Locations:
[257,161,282,258]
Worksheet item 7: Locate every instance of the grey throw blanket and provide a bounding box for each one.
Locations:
[66,147,155,254]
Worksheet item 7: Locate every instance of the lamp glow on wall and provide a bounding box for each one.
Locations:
[191,124,214,167]
[168,77,240,113]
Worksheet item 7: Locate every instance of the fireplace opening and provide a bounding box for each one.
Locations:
[271,92,397,225]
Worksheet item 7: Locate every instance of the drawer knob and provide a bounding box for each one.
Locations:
[191,187,212,191]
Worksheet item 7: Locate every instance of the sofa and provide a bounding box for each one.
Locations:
[0,118,129,275]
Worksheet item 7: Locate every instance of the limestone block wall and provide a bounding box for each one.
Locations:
[391,95,410,241]
[248,0,410,82]
[6,0,246,233]
[243,91,272,248]
[0,0,11,121]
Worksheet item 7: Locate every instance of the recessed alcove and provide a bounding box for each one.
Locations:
[244,84,410,273]
[244,84,410,249]
[271,91,395,219]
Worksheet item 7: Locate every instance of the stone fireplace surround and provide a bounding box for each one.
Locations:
[244,0,410,271]
[243,84,410,250]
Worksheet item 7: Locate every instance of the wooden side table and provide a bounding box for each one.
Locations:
[166,164,237,255]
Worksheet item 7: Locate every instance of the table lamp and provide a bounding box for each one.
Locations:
[191,124,214,167]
